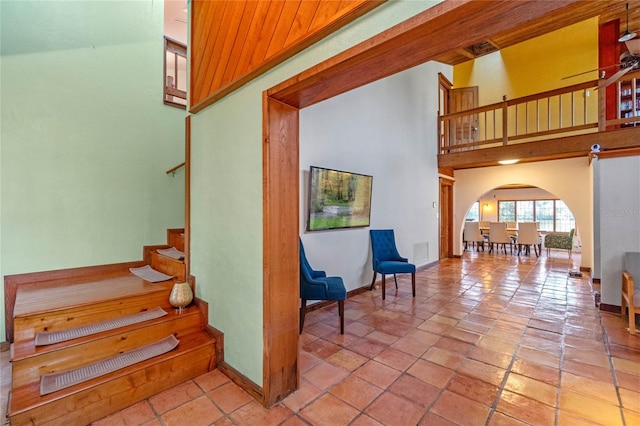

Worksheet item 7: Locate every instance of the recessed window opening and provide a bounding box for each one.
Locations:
[498,199,575,232]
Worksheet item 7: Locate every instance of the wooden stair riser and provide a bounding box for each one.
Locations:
[13,291,173,343]
[149,251,186,281]
[167,228,185,252]
[8,228,218,426]
[9,340,215,426]
[11,310,203,387]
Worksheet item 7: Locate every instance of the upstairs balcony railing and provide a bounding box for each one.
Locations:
[439,68,640,154]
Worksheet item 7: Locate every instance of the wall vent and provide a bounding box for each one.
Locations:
[413,242,429,264]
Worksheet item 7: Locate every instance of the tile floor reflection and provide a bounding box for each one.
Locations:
[2,250,639,425]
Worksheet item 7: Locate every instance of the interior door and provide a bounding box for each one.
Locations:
[439,178,454,259]
[450,86,479,149]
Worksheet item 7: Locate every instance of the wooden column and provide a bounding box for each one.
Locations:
[262,95,299,406]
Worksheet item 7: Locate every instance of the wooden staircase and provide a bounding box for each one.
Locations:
[6,229,218,425]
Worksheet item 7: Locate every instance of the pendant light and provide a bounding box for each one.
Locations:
[619,3,637,42]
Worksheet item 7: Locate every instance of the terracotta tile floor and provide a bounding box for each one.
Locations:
[2,250,640,425]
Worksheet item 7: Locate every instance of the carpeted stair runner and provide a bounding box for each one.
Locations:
[40,334,179,395]
[35,307,168,346]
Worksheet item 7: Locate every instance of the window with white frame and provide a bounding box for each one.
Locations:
[497,199,575,232]
[164,36,187,109]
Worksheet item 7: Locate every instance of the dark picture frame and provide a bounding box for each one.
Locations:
[306,166,373,231]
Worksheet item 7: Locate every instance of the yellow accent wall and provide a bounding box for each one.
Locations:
[454,18,599,104]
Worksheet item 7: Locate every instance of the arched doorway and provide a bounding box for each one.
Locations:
[460,184,580,258]
[452,158,592,270]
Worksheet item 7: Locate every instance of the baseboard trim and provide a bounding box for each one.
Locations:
[305,262,440,313]
[599,303,620,313]
[603,303,640,323]
[218,359,264,405]
[418,260,440,270]
[203,324,265,406]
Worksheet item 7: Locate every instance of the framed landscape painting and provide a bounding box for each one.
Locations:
[306,166,373,231]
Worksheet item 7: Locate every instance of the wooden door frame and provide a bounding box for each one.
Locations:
[438,73,452,151]
[261,0,581,406]
[439,177,454,259]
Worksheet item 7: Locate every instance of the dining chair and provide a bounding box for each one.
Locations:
[299,239,347,334]
[488,222,512,254]
[463,221,484,251]
[516,222,541,256]
[369,229,416,300]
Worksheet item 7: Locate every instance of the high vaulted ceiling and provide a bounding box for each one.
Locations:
[434,0,640,65]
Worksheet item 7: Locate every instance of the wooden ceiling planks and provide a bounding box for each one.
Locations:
[190,0,385,113]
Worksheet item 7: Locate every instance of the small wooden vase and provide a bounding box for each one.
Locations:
[169,282,193,312]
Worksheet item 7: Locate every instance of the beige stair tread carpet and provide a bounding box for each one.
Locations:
[40,334,179,395]
[35,307,168,346]
[129,265,173,282]
[156,247,185,260]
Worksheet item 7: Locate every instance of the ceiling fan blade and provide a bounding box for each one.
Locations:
[561,64,620,80]
[604,65,634,87]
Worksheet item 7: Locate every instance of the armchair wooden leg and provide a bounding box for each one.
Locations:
[299,299,307,334]
[382,274,386,300]
[411,273,415,298]
[393,274,398,289]
[338,300,344,334]
[369,271,377,291]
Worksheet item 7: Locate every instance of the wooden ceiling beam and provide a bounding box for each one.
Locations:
[268,0,589,109]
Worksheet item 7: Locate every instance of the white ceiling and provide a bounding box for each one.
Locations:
[164,0,187,44]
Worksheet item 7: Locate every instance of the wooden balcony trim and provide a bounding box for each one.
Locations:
[438,126,640,169]
[595,146,640,159]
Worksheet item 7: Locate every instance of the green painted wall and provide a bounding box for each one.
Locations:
[190,1,441,386]
[0,0,186,342]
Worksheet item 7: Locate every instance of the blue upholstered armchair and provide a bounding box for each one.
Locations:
[299,239,346,334]
[368,229,416,300]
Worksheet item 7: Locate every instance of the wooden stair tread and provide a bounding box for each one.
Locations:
[14,274,174,317]
[8,330,216,415]
[11,306,201,361]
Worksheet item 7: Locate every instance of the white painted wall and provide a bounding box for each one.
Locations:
[299,62,449,292]
[594,155,640,306]
[453,158,593,269]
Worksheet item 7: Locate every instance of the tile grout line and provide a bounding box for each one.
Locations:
[484,269,533,425]
[598,303,629,426]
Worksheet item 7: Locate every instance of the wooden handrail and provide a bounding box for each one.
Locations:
[166,161,185,175]
[440,80,598,122]
[440,79,601,154]
[440,68,640,155]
